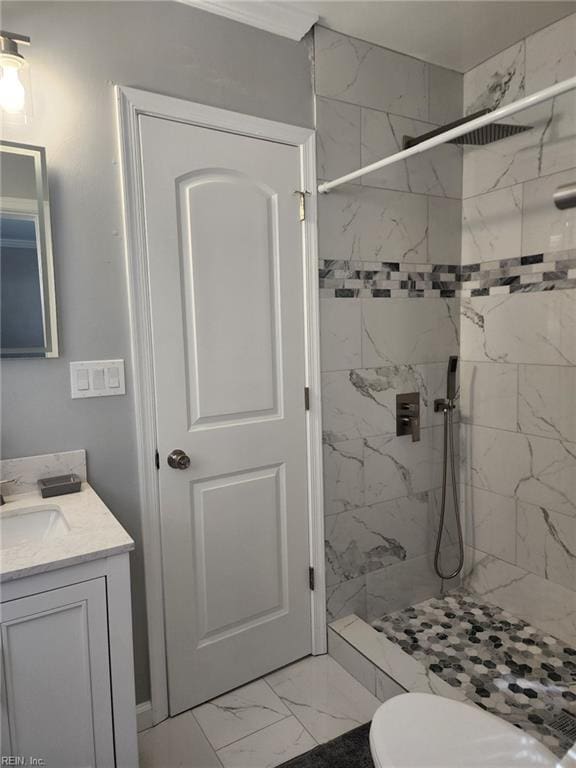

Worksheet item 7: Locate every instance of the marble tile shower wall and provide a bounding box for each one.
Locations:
[314,27,464,623]
[459,14,576,646]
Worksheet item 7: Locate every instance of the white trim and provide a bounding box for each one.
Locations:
[177,0,317,41]
[116,88,169,727]
[301,135,327,656]
[116,85,326,724]
[319,73,576,194]
[105,553,139,767]
[136,701,154,732]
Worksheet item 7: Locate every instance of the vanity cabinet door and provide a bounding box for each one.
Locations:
[0,578,115,768]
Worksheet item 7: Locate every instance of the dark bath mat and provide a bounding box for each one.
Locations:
[278,722,374,768]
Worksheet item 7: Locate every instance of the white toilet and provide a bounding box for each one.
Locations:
[370,693,576,768]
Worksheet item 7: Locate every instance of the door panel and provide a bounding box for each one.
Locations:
[140,115,312,713]
[193,464,287,644]
[178,171,280,426]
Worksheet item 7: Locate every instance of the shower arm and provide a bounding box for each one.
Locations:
[317,75,576,194]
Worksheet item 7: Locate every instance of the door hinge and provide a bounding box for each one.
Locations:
[304,386,310,411]
[294,190,310,222]
[155,449,160,470]
[309,566,315,591]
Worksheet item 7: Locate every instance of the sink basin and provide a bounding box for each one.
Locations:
[0,505,70,550]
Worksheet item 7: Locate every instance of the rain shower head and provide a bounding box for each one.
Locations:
[403,109,533,150]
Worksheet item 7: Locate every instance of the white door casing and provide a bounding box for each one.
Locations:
[122,92,324,717]
[117,87,325,725]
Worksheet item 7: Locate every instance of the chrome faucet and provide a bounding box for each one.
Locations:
[0,479,15,505]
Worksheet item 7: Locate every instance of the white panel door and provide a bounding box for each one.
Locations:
[0,579,114,768]
[140,115,312,713]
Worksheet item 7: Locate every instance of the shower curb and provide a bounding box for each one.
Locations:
[328,614,472,705]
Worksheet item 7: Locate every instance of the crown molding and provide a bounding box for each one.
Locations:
[178,0,318,41]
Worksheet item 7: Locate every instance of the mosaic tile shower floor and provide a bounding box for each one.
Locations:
[372,590,576,757]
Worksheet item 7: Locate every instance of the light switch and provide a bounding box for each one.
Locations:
[70,360,126,399]
[77,368,90,391]
[93,368,105,390]
[107,366,120,388]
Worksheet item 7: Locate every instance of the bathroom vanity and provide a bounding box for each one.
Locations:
[0,476,138,768]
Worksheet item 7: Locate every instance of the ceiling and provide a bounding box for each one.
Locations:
[301,1,576,72]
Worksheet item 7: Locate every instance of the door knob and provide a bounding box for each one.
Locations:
[167,449,191,470]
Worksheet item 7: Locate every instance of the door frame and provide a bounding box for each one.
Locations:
[115,85,326,727]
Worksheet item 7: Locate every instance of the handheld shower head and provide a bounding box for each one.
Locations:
[447,356,458,402]
[434,354,463,580]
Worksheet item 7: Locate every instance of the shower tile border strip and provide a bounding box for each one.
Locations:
[319,249,576,298]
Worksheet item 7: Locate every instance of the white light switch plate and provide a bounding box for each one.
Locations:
[70,360,126,399]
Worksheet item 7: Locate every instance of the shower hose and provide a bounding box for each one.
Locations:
[434,403,464,580]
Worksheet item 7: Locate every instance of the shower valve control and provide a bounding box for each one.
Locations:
[396,392,420,443]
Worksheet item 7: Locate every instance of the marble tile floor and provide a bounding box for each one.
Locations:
[138,654,381,768]
[373,590,576,757]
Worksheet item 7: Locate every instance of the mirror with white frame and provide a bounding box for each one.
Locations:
[0,141,58,358]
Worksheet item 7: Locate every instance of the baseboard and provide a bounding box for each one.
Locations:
[136,700,154,732]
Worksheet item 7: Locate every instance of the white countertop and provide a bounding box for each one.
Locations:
[0,483,134,582]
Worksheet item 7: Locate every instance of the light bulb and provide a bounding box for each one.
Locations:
[0,60,26,114]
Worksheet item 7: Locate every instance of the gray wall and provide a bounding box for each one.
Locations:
[1,0,313,703]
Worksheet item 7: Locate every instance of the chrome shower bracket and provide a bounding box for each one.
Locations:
[434,398,456,413]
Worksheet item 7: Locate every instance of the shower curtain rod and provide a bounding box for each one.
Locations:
[318,75,576,194]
